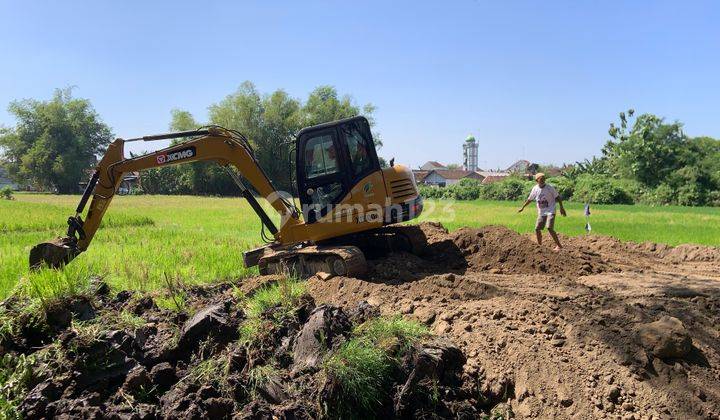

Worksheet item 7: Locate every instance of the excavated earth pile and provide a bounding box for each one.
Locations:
[2,222,720,419]
[311,222,720,419]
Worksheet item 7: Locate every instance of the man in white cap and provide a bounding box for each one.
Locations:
[518,173,567,250]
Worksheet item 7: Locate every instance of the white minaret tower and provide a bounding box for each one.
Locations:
[463,135,478,171]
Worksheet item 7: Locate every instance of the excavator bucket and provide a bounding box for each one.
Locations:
[29,237,80,270]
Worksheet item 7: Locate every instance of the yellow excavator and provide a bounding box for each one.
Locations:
[30,116,425,278]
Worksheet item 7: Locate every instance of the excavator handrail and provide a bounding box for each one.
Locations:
[122,129,211,142]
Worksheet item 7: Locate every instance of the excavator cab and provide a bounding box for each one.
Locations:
[296,116,381,223]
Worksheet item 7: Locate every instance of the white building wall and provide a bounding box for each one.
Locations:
[423,172,449,186]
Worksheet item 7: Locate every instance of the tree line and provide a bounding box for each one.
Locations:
[1,90,718,206]
[0,83,379,195]
[421,110,720,207]
[561,110,720,206]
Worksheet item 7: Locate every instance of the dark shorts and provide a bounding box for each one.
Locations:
[535,213,555,230]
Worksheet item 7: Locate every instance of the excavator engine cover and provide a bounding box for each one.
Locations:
[29,237,80,270]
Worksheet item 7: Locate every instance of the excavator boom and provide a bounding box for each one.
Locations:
[30,126,300,269]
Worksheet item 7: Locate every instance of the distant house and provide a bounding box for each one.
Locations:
[420,161,447,171]
[79,170,140,195]
[421,169,483,187]
[476,171,511,184]
[481,175,509,184]
[412,170,430,184]
[0,167,19,189]
[118,172,141,195]
[506,159,531,174]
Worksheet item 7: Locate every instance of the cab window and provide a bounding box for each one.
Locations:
[304,134,338,179]
[342,123,373,178]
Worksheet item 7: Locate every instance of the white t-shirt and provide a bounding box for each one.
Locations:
[528,184,559,215]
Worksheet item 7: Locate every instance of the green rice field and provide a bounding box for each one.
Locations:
[1,193,718,299]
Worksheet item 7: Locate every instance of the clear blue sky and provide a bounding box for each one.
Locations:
[1,0,718,170]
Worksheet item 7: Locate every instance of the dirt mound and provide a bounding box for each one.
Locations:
[663,243,720,263]
[306,222,720,419]
[364,223,610,283]
[406,222,610,277]
[564,233,720,265]
[450,226,610,276]
[307,264,720,419]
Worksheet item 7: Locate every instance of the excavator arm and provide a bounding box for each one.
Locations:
[30,126,302,269]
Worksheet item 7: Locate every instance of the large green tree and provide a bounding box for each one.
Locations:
[567,109,720,206]
[604,110,686,187]
[303,85,382,148]
[0,88,113,193]
[152,82,378,195]
[208,82,303,191]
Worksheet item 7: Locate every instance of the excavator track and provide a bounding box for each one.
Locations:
[381,224,429,256]
[258,245,367,279]
[319,224,429,259]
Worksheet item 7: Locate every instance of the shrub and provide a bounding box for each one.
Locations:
[442,179,484,200]
[0,187,13,200]
[641,183,675,205]
[481,178,533,201]
[707,190,720,207]
[573,175,634,204]
[129,186,145,195]
[615,178,646,203]
[548,176,575,201]
[676,184,706,207]
[418,184,445,199]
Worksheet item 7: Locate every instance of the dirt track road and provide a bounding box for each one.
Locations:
[309,223,720,419]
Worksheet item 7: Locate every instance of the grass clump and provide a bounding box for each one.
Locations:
[184,343,232,397]
[116,310,146,330]
[0,308,17,343]
[0,299,49,346]
[155,294,187,313]
[154,274,188,313]
[236,277,307,345]
[70,320,105,348]
[324,339,392,417]
[245,277,306,319]
[322,316,429,417]
[237,318,265,345]
[247,364,281,396]
[13,265,94,303]
[354,316,429,354]
[0,353,37,419]
[188,356,229,384]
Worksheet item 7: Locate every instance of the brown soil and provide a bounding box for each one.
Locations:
[3,222,720,419]
[308,222,720,419]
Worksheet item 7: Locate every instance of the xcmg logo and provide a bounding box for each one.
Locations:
[156,146,196,165]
